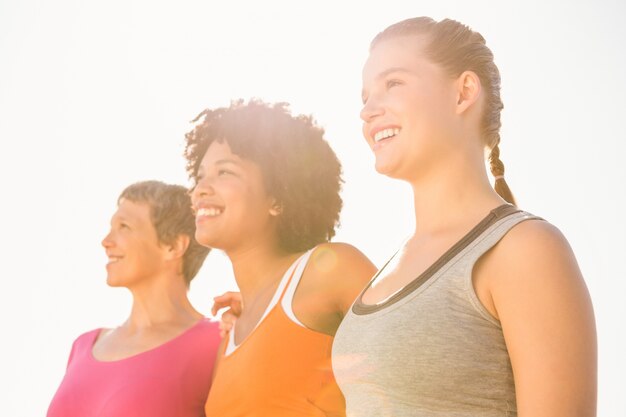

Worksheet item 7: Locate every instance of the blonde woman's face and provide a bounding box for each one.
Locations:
[360,36,460,182]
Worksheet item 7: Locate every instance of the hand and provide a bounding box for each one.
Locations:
[211,291,243,337]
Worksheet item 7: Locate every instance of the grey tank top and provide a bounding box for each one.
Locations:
[332,205,541,417]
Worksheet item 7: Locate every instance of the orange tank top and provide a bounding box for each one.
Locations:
[205,250,346,417]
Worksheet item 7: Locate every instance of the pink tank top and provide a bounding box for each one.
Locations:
[47,318,221,417]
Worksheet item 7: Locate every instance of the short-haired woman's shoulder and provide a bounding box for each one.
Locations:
[194,319,221,340]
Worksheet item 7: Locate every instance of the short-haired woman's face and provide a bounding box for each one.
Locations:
[360,36,460,182]
[191,140,277,252]
[101,199,167,288]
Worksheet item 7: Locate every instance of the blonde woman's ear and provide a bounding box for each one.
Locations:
[455,70,481,114]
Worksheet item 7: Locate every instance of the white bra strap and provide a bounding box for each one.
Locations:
[224,326,237,356]
[224,251,306,356]
[280,248,315,328]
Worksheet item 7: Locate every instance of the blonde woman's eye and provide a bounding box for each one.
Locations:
[386,79,402,89]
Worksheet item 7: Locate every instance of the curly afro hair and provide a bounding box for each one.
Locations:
[184,99,343,253]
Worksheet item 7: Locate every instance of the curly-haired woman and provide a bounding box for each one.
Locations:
[185,99,376,416]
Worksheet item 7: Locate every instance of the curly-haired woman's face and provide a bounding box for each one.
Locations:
[191,140,277,252]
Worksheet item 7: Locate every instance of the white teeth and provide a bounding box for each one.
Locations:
[197,207,224,217]
[373,128,400,142]
[108,257,121,263]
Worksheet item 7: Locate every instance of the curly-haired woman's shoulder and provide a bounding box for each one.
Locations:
[309,242,376,281]
[304,242,377,311]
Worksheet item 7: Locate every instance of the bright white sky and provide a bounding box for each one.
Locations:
[1,0,624,415]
